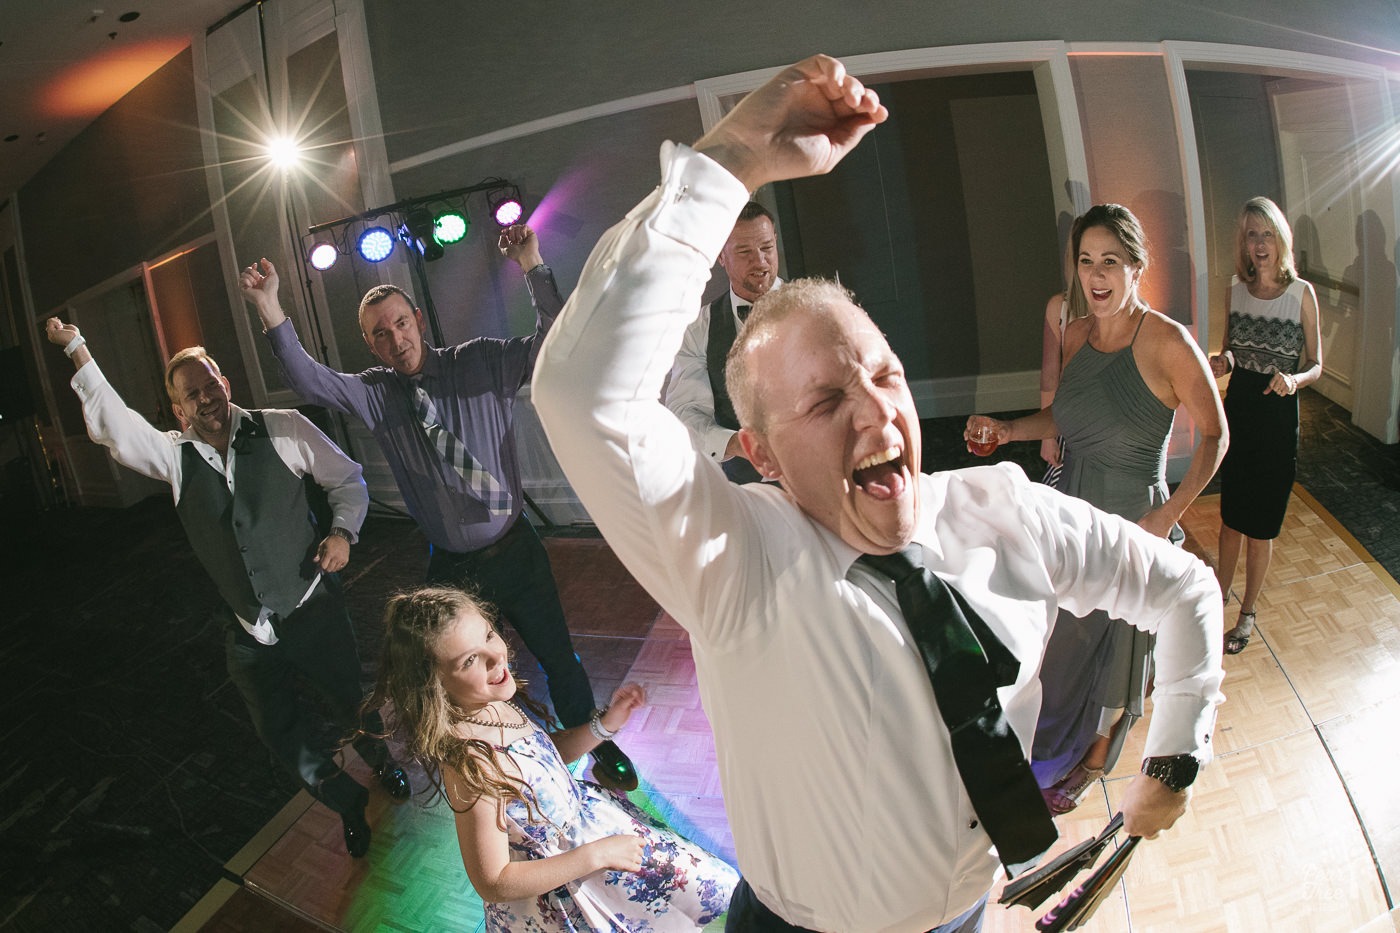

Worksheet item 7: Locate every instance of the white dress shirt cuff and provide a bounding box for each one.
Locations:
[706,426,738,461]
[1141,692,1218,765]
[71,357,103,396]
[645,142,753,261]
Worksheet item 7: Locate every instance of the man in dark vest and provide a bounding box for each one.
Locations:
[45,317,407,859]
[666,201,780,484]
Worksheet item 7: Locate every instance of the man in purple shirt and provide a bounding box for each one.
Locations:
[239,225,637,788]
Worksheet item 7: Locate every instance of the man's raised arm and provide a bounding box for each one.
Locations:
[530,56,885,625]
[44,317,179,484]
[238,258,374,419]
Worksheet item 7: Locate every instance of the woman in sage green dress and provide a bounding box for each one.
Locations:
[965,204,1227,813]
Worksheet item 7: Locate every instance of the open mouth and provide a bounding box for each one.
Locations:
[853,445,908,500]
[1091,289,1111,302]
[488,668,509,686]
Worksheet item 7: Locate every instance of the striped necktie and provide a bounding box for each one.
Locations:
[409,379,512,515]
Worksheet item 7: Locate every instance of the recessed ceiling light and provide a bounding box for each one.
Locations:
[118,11,140,22]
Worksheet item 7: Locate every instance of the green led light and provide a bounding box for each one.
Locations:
[434,210,468,244]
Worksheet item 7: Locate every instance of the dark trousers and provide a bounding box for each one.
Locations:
[224,574,388,815]
[725,879,987,933]
[426,517,596,728]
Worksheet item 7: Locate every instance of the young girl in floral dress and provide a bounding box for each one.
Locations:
[372,586,737,931]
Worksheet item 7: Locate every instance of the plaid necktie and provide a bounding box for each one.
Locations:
[410,380,512,515]
[859,547,1057,877]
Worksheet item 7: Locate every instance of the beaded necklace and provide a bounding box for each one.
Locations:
[460,701,529,731]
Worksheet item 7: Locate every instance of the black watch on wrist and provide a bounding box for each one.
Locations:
[1141,754,1199,793]
[327,526,354,544]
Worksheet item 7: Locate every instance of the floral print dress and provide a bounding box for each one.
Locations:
[484,726,738,932]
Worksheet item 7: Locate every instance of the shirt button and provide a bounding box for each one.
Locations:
[969,820,979,830]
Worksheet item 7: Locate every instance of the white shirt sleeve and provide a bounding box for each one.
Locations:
[664,303,738,461]
[261,410,370,539]
[1017,473,1225,762]
[71,359,183,493]
[533,142,761,635]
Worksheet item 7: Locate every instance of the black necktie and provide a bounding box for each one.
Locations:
[735,303,751,322]
[859,547,1057,877]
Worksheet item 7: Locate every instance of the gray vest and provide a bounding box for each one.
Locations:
[705,292,742,431]
[176,411,320,623]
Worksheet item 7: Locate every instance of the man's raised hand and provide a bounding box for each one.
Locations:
[45,317,80,348]
[695,54,887,193]
[239,258,288,328]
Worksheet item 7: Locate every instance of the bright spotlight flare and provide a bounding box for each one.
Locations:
[266,135,302,170]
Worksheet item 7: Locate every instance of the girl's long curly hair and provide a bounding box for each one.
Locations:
[369,586,551,819]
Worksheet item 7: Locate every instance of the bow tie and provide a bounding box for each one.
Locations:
[231,416,266,452]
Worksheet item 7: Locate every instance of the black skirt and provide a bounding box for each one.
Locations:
[1218,367,1299,539]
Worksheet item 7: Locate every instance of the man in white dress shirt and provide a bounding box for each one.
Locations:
[666,201,781,483]
[45,318,407,860]
[533,56,1224,933]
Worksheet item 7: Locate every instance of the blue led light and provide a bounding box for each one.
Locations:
[357,226,395,263]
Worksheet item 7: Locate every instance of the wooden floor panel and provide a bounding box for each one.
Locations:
[1261,564,1400,723]
[191,490,1398,931]
[238,752,483,932]
[1319,694,1400,905]
[1124,730,1384,932]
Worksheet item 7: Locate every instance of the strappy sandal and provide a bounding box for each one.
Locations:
[1042,762,1106,815]
[1224,610,1256,655]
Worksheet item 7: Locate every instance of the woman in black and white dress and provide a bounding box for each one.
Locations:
[1209,197,1323,654]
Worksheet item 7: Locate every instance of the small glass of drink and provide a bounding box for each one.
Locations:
[968,423,999,457]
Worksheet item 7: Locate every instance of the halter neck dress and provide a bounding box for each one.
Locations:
[1031,311,1184,788]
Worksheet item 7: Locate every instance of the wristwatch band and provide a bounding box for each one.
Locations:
[1141,754,1199,793]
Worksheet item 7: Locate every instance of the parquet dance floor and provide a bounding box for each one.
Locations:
[181,488,1400,932]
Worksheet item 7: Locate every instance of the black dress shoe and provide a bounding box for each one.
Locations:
[591,740,639,792]
[342,805,371,858]
[377,763,411,801]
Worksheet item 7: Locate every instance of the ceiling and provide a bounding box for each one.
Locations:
[0,0,254,204]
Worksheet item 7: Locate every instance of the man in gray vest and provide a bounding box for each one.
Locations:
[666,201,780,484]
[45,317,406,860]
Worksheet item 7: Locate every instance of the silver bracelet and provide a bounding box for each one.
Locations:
[63,335,87,357]
[588,708,618,741]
